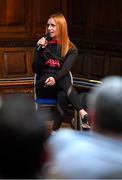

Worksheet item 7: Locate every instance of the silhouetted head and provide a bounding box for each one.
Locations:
[87,76,122,136]
[0,94,48,178]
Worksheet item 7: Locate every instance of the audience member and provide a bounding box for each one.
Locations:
[0,94,49,179]
[48,76,122,179]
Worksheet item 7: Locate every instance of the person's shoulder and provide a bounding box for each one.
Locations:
[48,129,90,154]
[68,45,78,54]
[71,43,78,50]
[48,129,78,151]
[73,44,78,50]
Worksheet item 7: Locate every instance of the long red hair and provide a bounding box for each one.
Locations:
[46,12,74,57]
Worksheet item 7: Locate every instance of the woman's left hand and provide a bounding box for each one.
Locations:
[45,77,56,86]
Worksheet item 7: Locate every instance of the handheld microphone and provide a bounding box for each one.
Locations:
[37,33,50,51]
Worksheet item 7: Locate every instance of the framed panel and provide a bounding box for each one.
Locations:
[88,52,107,79]
[92,0,122,42]
[67,0,92,40]
[108,56,122,76]
[0,0,31,38]
[1,47,34,78]
[71,53,85,77]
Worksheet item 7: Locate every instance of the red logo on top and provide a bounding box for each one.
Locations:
[44,59,61,68]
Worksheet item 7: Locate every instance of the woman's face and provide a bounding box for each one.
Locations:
[47,18,57,39]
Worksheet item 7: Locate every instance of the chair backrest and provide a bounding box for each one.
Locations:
[69,71,73,85]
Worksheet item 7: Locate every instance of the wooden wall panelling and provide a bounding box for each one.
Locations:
[71,53,85,77]
[67,0,95,41]
[108,54,122,76]
[69,0,122,81]
[0,48,4,78]
[81,51,94,78]
[0,0,31,38]
[88,51,108,80]
[0,47,34,78]
[77,49,122,80]
[72,50,109,80]
[32,0,68,38]
[92,0,122,42]
[26,47,35,75]
[68,0,88,40]
[71,50,91,78]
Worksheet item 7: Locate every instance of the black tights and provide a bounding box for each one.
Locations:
[52,90,88,131]
[52,91,73,130]
[36,73,87,131]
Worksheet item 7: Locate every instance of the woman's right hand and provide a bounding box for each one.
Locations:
[45,77,56,86]
[37,37,48,48]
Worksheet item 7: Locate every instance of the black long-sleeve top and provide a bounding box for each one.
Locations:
[32,40,85,111]
[32,40,78,81]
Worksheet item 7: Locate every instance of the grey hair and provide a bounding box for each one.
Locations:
[87,76,122,132]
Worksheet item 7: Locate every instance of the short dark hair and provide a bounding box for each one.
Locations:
[0,94,48,178]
